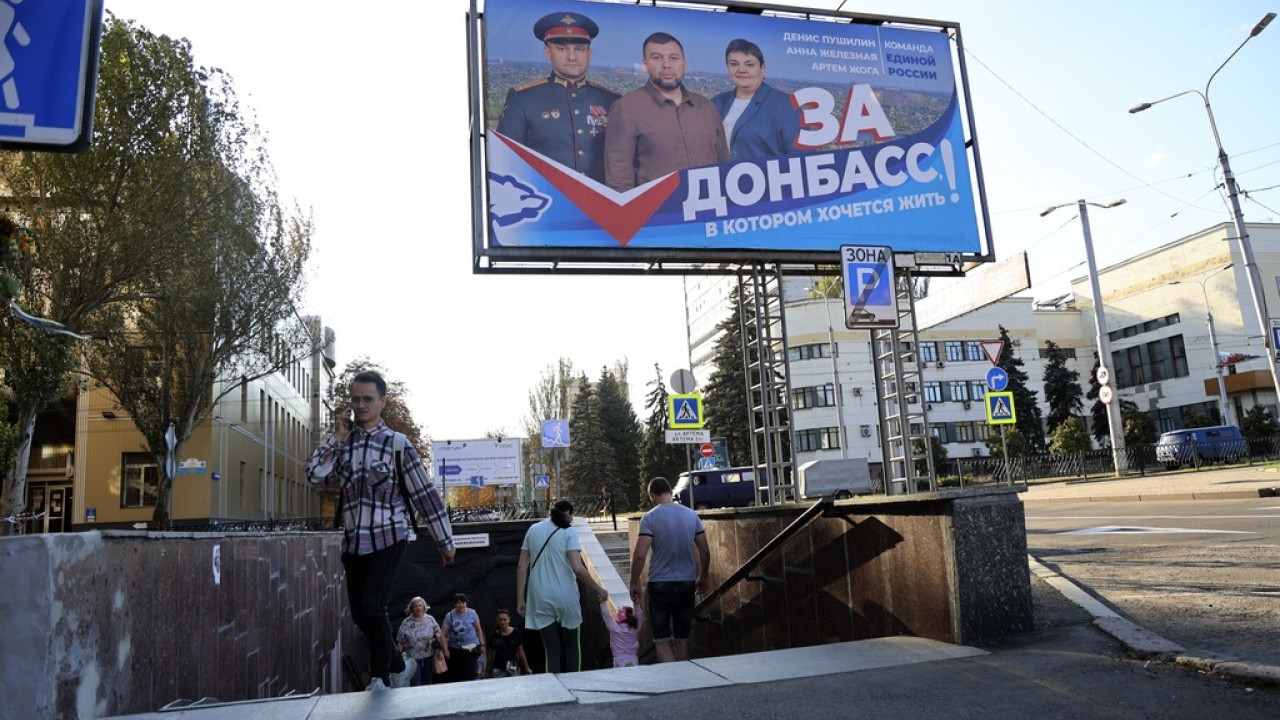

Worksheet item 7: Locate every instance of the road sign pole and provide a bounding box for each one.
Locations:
[1000,426,1009,483]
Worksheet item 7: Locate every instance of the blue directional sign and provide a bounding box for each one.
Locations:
[985,366,1009,392]
[985,391,1016,425]
[439,463,462,477]
[469,475,485,488]
[541,419,570,448]
[0,0,104,151]
[534,474,550,489]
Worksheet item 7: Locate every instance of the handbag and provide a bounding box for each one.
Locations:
[432,649,448,675]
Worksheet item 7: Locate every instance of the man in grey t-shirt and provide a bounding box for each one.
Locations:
[629,476,711,661]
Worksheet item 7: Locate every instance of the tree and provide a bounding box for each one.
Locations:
[1085,352,1109,446]
[563,375,616,497]
[325,357,428,452]
[1181,409,1214,429]
[594,364,642,509]
[1239,405,1278,456]
[995,326,1045,453]
[1042,340,1083,436]
[638,363,685,505]
[703,285,752,467]
[1049,416,1092,456]
[1240,405,1279,439]
[985,425,1029,459]
[914,435,948,476]
[2,17,286,530]
[521,358,575,502]
[1120,401,1158,446]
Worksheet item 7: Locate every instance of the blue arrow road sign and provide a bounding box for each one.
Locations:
[439,463,461,476]
[0,0,104,150]
[985,366,1009,392]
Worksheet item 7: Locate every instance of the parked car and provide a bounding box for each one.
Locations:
[1155,425,1245,469]
[673,466,767,510]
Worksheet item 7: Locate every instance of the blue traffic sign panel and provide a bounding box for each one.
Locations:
[0,0,104,150]
[985,391,1016,425]
[985,366,1009,392]
[541,419,570,448]
[534,475,550,489]
[469,475,485,488]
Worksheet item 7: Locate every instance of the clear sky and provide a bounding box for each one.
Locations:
[103,0,1280,441]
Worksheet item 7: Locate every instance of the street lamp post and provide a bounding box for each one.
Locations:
[1041,199,1127,475]
[1131,12,1280,411]
[808,285,850,459]
[1170,263,1235,425]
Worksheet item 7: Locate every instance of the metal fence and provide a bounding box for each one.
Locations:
[937,435,1280,489]
[152,495,613,534]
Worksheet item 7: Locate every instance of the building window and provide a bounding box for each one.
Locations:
[930,423,946,441]
[1127,346,1146,385]
[945,340,964,362]
[964,340,985,361]
[947,381,969,402]
[1147,340,1167,382]
[975,422,991,441]
[795,427,840,452]
[968,381,987,400]
[1038,346,1078,359]
[923,381,942,403]
[786,343,829,361]
[122,453,159,508]
[792,384,836,409]
[955,422,974,442]
[919,342,938,362]
[1169,335,1188,377]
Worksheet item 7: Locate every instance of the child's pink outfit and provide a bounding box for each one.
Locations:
[600,601,643,667]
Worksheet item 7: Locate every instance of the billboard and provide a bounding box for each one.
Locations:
[471,0,993,271]
[431,438,523,487]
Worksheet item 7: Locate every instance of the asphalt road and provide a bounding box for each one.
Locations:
[1025,496,1280,668]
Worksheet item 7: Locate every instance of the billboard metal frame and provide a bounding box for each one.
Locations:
[467,0,995,277]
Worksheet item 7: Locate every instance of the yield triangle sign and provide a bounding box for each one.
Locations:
[981,340,1005,366]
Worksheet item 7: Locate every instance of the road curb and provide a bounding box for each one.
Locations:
[1023,489,1276,503]
[1029,556,1280,687]
[1174,656,1280,688]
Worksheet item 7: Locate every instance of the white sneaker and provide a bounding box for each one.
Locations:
[390,656,417,689]
[366,677,389,692]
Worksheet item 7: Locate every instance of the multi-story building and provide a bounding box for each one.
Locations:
[18,319,338,532]
[683,222,1280,474]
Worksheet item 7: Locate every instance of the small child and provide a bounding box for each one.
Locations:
[600,600,643,667]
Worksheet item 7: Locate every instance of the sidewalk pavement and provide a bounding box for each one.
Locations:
[105,466,1280,720]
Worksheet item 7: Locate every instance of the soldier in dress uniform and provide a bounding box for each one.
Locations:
[496,11,620,183]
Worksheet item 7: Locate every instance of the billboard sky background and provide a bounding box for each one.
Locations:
[102,0,1280,444]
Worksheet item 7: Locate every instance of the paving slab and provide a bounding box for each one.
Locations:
[556,660,734,700]
[307,675,576,720]
[691,636,987,684]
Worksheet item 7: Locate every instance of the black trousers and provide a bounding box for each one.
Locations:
[342,541,409,683]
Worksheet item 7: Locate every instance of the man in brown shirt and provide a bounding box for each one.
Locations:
[604,32,731,192]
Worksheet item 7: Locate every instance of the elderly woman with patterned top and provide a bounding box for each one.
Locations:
[711,38,802,160]
[396,597,447,686]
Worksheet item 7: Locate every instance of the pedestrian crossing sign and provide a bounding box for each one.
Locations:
[668,392,705,429]
[985,391,1016,425]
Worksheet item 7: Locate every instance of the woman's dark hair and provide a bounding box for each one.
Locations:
[620,605,638,629]
[725,37,764,65]
[493,608,511,631]
[550,499,574,528]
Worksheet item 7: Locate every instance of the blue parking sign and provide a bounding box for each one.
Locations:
[0,0,104,151]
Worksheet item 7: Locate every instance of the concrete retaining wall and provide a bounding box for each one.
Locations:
[631,488,1033,657]
[0,530,356,720]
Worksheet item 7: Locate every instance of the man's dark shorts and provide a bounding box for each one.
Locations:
[647,580,696,641]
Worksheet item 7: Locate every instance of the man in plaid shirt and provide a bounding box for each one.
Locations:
[307,370,455,690]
